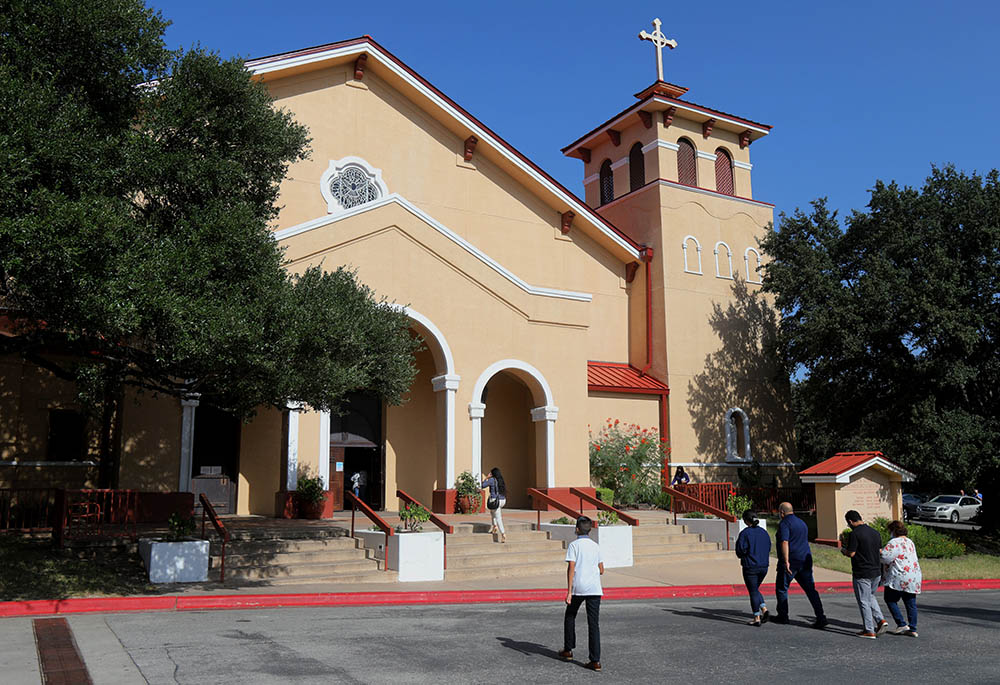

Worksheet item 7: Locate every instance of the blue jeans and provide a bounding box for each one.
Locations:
[564,595,601,663]
[775,555,826,621]
[884,587,918,630]
[742,567,768,616]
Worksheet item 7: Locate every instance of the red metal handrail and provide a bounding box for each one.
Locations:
[526,488,585,530]
[199,493,229,583]
[671,482,733,513]
[662,485,736,550]
[345,490,393,571]
[397,489,453,569]
[568,487,639,526]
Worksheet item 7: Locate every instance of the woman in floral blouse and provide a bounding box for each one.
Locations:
[880,520,921,637]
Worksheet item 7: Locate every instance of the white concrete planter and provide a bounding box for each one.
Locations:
[356,529,387,562]
[675,517,768,550]
[539,522,634,568]
[388,530,444,582]
[138,538,209,583]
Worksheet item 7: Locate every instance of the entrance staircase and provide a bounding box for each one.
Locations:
[210,525,392,586]
[631,521,727,563]
[444,521,567,581]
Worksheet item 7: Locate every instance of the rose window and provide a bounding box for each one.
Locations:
[329,165,381,209]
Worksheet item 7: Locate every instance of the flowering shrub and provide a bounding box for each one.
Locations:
[726,491,754,519]
[589,419,669,507]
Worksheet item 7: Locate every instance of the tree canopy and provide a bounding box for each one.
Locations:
[760,166,1000,491]
[0,0,419,481]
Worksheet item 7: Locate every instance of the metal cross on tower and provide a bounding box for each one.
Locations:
[638,18,677,82]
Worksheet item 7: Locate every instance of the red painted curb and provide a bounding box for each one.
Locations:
[2,579,999,619]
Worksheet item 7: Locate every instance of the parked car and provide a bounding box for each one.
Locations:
[914,495,982,523]
[902,493,925,521]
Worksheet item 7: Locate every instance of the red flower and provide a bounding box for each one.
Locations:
[614,419,619,425]
[625,446,631,452]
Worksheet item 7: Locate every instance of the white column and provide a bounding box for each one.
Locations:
[318,409,331,489]
[178,396,200,492]
[468,401,485,479]
[432,373,461,488]
[531,405,559,488]
[286,402,303,491]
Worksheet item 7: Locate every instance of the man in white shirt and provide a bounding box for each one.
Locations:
[559,516,605,671]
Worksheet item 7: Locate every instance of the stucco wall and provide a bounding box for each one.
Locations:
[119,389,182,491]
[238,407,283,516]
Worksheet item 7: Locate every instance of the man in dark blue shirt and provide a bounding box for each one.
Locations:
[774,502,827,628]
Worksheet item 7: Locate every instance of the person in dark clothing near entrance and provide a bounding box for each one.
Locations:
[842,510,889,638]
[774,502,827,628]
[735,510,771,625]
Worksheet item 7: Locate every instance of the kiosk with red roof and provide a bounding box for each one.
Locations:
[799,452,915,546]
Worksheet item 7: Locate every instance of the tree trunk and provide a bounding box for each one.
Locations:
[97,385,124,489]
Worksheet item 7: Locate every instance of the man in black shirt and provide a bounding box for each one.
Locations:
[841,510,889,638]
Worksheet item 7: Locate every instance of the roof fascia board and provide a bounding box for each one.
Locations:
[274,193,594,303]
[248,41,641,261]
[562,95,771,156]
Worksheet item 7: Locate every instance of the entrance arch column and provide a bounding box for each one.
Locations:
[530,405,559,487]
[433,374,461,486]
[468,401,485,478]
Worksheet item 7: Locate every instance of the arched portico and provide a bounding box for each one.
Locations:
[469,360,558,498]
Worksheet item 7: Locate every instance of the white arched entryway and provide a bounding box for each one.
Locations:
[316,306,459,492]
[469,360,558,494]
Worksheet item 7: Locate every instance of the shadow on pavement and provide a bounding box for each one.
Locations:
[918,603,1000,623]
[496,636,565,662]
[663,606,859,636]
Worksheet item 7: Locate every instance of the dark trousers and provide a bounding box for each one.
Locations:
[563,595,601,663]
[884,587,918,630]
[775,555,825,620]
[742,567,768,615]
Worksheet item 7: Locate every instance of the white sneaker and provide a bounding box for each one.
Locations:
[892,625,910,635]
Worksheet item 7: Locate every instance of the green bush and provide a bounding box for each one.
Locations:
[398,503,431,532]
[167,513,196,541]
[598,510,620,526]
[684,511,707,519]
[726,492,754,519]
[596,487,614,506]
[589,420,668,507]
[845,518,966,559]
[653,491,672,510]
[295,474,326,505]
[550,516,574,525]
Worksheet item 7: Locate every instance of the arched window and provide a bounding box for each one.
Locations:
[714,148,734,196]
[629,142,645,192]
[725,408,751,462]
[714,241,733,279]
[682,235,702,274]
[320,156,388,214]
[744,247,762,283]
[677,139,697,186]
[599,159,614,205]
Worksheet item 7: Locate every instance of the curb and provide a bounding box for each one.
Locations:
[2,579,999,619]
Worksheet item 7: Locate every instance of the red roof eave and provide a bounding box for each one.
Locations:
[587,361,669,394]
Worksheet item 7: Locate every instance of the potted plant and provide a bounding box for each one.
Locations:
[295,474,328,519]
[398,503,431,532]
[138,513,210,583]
[454,470,482,514]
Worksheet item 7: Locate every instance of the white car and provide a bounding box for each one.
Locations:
[914,495,981,523]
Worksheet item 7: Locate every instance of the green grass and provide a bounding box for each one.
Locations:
[762,516,1000,580]
[0,536,157,601]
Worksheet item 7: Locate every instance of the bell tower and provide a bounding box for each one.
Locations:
[562,22,796,481]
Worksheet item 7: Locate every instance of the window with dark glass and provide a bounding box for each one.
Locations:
[628,142,645,192]
[677,139,697,186]
[599,159,614,205]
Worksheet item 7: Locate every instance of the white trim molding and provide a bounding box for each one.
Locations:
[724,407,752,462]
[695,150,718,161]
[275,194,593,303]
[744,247,762,284]
[671,461,801,468]
[714,241,734,279]
[583,173,599,185]
[733,160,753,171]
[682,235,703,275]
[319,156,389,214]
[610,157,629,170]
[318,410,331,489]
[178,395,200,493]
[469,360,557,488]
[248,42,641,261]
[657,179,773,208]
[285,401,304,491]
[642,139,680,154]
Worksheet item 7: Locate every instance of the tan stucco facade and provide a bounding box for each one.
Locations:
[1,38,797,512]
[812,470,905,543]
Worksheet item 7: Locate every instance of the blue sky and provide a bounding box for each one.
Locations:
[159,1,1000,224]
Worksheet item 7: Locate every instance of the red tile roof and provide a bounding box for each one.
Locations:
[799,452,885,476]
[587,362,668,393]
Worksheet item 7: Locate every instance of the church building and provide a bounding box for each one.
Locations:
[0,28,796,515]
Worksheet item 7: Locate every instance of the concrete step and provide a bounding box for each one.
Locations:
[446,540,565,557]
[223,558,380,580]
[447,531,552,546]
[444,560,568,582]
[213,548,369,566]
[213,537,361,555]
[633,541,721,554]
[632,524,691,536]
[250,570,399,586]
[447,523,539,537]
[632,550,732,563]
[219,527,351,542]
[446,549,565,570]
[629,533,709,546]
